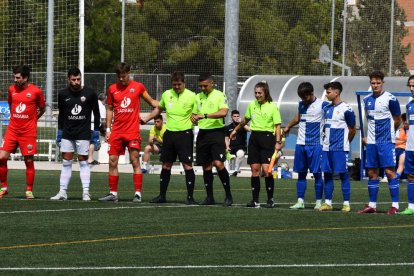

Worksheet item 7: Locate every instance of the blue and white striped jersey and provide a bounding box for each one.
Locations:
[405,100,414,151]
[297,98,329,145]
[322,102,356,151]
[363,91,401,144]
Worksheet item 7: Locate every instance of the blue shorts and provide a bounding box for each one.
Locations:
[321,151,348,173]
[293,144,322,173]
[396,148,405,160]
[365,143,396,168]
[396,148,405,168]
[404,151,414,174]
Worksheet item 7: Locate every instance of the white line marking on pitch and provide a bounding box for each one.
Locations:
[0,201,403,215]
[0,263,414,270]
[0,205,201,214]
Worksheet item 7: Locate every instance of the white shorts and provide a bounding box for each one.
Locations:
[61,139,90,156]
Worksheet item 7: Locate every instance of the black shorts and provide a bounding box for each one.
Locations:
[230,147,246,155]
[161,130,193,164]
[154,143,162,154]
[196,128,226,165]
[154,143,163,161]
[247,131,275,165]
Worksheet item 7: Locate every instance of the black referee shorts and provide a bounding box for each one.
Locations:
[195,128,226,165]
[161,130,194,164]
[247,131,276,165]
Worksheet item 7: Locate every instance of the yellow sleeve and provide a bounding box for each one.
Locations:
[149,126,155,137]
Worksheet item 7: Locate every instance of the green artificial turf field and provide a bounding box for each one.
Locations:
[0,169,413,275]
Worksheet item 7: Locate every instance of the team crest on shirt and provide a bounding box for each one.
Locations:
[80,96,86,102]
[27,144,33,150]
[130,88,135,94]
[26,93,31,98]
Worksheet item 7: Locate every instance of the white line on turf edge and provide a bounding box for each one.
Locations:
[0,205,200,214]
[0,263,414,270]
[0,201,402,215]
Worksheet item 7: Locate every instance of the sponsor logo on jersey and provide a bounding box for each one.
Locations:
[301,114,316,119]
[117,97,134,113]
[121,97,131,108]
[68,104,86,120]
[71,104,82,115]
[326,119,339,124]
[68,115,86,120]
[15,102,26,114]
[80,96,86,102]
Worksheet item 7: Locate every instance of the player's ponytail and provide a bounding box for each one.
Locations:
[255,81,272,102]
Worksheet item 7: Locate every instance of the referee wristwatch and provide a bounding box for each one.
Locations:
[204,114,208,119]
[276,141,283,144]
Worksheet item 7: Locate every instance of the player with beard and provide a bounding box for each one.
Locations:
[0,65,45,199]
[51,67,100,201]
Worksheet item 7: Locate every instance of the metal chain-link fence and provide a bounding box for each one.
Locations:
[124,0,414,77]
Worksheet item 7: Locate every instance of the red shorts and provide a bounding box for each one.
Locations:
[108,132,141,156]
[1,131,37,156]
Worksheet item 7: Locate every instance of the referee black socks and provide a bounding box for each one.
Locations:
[160,168,171,198]
[217,168,232,198]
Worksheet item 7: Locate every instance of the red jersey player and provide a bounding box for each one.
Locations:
[0,65,45,199]
[99,63,158,203]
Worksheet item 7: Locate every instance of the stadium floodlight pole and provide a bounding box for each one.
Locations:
[341,0,348,76]
[330,0,335,76]
[223,0,239,123]
[79,0,85,83]
[121,0,125,62]
[388,0,395,77]
[46,0,54,125]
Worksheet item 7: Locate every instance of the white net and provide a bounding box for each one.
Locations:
[0,1,79,161]
[124,0,414,77]
[0,0,79,103]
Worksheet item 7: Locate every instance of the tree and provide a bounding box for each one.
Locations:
[117,0,409,76]
[125,0,225,74]
[84,0,122,72]
[123,0,337,75]
[346,0,410,76]
[238,0,334,75]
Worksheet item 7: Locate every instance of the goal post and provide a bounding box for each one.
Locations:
[356,90,411,180]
